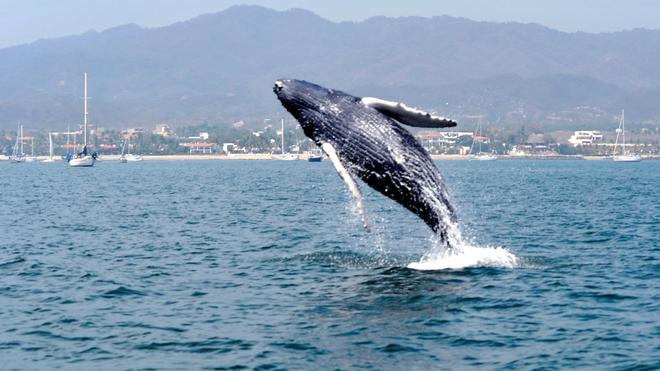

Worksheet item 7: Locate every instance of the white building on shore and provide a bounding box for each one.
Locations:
[568,131,604,146]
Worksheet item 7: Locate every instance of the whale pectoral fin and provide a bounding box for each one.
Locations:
[321,143,371,232]
[362,97,457,128]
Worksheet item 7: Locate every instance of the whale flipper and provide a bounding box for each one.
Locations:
[321,142,371,232]
[362,97,457,128]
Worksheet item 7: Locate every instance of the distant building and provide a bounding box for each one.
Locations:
[180,142,216,154]
[416,131,474,145]
[568,131,603,146]
[223,143,236,154]
[122,127,145,136]
[509,133,556,156]
[187,132,209,140]
[154,124,173,137]
[509,144,554,156]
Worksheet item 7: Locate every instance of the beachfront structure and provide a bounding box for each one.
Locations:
[416,131,474,145]
[222,143,236,154]
[415,131,474,154]
[180,142,216,154]
[568,131,604,146]
[509,133,556,156]
[509,144,556,156]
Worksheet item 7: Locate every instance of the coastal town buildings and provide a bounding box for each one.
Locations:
[568,130,604,146]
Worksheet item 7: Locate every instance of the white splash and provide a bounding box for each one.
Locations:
[408,238,519,271]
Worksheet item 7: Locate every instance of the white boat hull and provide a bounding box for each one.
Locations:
[613,155,641,162]
[69,155,96,167]
[273,153,299,160]
[468,154,497,161]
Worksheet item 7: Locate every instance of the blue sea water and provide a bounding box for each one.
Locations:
[0,159,658,369]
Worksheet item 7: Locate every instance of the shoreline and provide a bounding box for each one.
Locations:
[2,154,659,162]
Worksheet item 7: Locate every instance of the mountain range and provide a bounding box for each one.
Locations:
[1,5,660,132]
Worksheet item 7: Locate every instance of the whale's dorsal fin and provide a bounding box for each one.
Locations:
[321,142,371,232]
[362,97,457,128]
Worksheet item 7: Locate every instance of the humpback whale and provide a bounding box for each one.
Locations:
[273,79,459,244]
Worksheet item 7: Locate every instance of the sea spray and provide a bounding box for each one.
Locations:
[408,234,519,270]
[340,169,519,270]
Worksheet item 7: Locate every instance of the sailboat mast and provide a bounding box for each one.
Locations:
[14,123,20,155]
[20,125,24,155]
[49,132,54,159]
[621,109,626,155]
[281,119,285,155]
[83,73,88,148]
[478,118,483,154]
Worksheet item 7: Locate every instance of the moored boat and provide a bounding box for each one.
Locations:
[612,110,641,162]
[68,73,96,167]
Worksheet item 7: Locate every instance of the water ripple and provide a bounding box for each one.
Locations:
[0,160,657,369]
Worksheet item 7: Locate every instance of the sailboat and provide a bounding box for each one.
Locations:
[307,151,323,162]
[119,139,128,163]
[125,138,143,161]
[42,132,57,162]
[612,110,641,162]
[467,117,497,160]
[276,118,298,160]
[69,73,96,167]
[9,124,25,163]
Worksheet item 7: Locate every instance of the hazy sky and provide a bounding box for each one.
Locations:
[2,0,659,49]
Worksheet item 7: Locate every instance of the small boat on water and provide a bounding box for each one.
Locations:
[612,110,641,162]
[275,118,298,160]
[119,140,128,163]
[468,117,497,161]
[68,73,97,167]
[126,153,143,162]
[9,124,26,163]
[120,136,143,162]
[468,153,498,161]
[275,153,298,161]
[119,139,128,163]
[307,148,323,162]
[42,132,57,162]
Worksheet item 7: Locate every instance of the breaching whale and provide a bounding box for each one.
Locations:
[273,79,458,244]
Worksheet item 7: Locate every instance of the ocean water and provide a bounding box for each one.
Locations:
[0,159,658,369]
